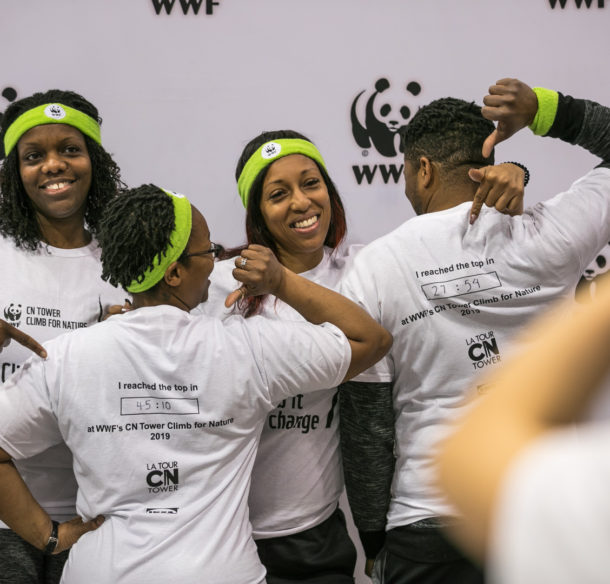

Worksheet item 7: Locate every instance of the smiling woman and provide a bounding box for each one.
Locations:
[259,154,332,273]
[0,89,127,584]
[196,130,358,584]
[17,124,92,245]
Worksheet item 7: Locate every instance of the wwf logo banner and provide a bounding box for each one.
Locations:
[350,77,421,158]
[150,0,219,15]
[349,77,422,186]
[548,0,605,7]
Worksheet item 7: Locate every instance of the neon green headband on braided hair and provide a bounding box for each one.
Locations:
[3,103,102,157]
[237,139,327,208]
[127,189,193,294]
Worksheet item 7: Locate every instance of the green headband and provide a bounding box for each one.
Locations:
[236,138,327,207]
[529,87,559,137]
[3,103,102,156]
[127,189,193,293]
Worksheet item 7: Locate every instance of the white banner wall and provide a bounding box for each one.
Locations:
[2,0,609,580]
[3,0,609,248]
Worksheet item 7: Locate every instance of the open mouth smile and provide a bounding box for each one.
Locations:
[291,215,319,231]
[40,180,75,194]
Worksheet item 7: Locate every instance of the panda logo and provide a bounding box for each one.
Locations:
[261,142,281,159]
[0,86,18,158]
[3,303,22,324]
[576,242,610,302]
[44,104,67,120]
[350,78,422,157]
[0,86,17,123]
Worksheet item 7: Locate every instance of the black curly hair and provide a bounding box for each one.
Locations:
[401,97,495,172]
[0,89,124,250]
[233,129,347,317]
[99,184,191,291]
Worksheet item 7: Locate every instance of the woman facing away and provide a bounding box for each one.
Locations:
[0,89,127,584]
[0,183,392,584]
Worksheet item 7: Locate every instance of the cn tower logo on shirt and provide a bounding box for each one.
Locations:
[350,77,423,186]
[146,460,180,493]
[466,330,502,370]
[3,303,22,327]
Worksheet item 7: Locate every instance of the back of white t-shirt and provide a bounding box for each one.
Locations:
[341,168,610,529]
[0,305,350,583]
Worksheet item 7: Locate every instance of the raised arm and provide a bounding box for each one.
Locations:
[481,77,610,165]
[436,275,610,562]
[226,244,392,381]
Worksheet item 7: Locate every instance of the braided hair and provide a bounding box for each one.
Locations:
[401,97,495,175]
[233,130,347,317]
[0,89,124,250]
[99,184,187,291]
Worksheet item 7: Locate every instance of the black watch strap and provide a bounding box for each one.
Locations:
[43,520,59,555]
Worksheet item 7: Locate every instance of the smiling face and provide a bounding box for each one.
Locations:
[17,124,92,238]
[259,154,331,273]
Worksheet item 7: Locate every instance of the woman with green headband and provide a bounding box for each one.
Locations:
[0,183,391,584]
[197,128,528,583]
[0,89,127,584]
[198,130,360,584]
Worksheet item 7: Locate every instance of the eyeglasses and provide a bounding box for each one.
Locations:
[183,242,224,260]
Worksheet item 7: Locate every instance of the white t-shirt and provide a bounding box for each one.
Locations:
[0,235,127,524]
[0,304,350,584]
[340,168,610,530]
[196,245,360,538]
[489,421,610,584]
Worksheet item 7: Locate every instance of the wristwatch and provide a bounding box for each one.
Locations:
[43,520,59,555]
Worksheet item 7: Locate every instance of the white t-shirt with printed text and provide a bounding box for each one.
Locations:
[340,168,610,530]
[0,235,127,525]
[196,245,360,538]
[0,304,350,583]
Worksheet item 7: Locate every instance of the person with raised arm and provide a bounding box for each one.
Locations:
[196,129,524,583]
[0,183,391,584]
[339,78,610,583]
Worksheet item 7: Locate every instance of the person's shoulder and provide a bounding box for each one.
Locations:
[0,233,34,257]
[314,244,363,283]
[355,217,417,258]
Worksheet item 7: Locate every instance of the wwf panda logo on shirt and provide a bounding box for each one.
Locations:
[576,241,610,301]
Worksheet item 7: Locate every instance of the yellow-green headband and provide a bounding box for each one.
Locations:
[3,103,102,156]
[127,189,193,294]
[236,139,327,207]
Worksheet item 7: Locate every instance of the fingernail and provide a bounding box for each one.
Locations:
[470,214,477,225]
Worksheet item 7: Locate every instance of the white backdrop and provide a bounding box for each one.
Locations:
[2,0,609,581]
[3,0,609,249]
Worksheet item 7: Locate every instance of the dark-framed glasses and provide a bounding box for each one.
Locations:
[184,242,224,260]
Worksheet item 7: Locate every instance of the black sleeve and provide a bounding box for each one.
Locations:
[339,380,395,559]
[547,92,610,168]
